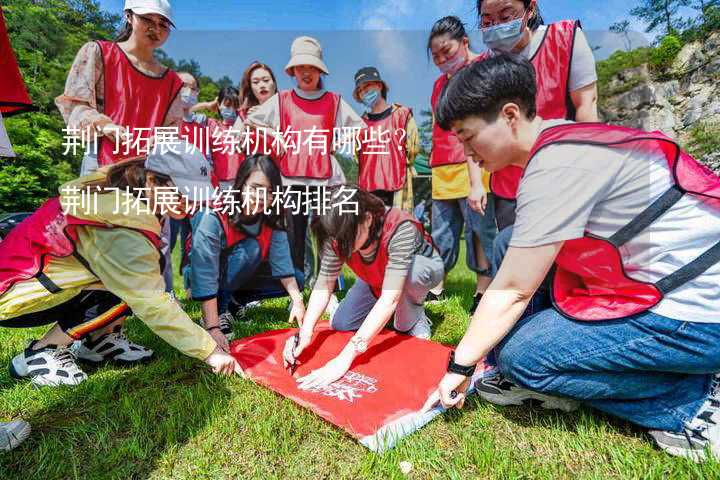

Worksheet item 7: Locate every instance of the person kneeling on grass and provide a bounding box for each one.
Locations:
[0,150,242,448]
[185,155,305,350]
[425,54,720,461]
[283,186,444,389]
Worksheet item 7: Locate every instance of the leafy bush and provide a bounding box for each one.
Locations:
[650,34,683,71]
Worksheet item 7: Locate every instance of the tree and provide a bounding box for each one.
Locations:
[630,0,685,36]
[610,20,633,51]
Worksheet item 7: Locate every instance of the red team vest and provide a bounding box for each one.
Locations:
[489,21,580,210]
[430,56,484,168]
[278,90,340,179]
[341,209,434,298]
[525,123,720,321]
[358,106,412,192]
[0,197,161,297]
[208,118,242,182]
[96,40,183,166]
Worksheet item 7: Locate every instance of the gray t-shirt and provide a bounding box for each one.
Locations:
[511,120,720,323]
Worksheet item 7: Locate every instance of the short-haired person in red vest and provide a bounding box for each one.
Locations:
[426,55,720,461]
[246,36,366,313]
[184,156,305,351]
[55,0,183,176]
[282,187,444,389]
[0,151,242,395]
[475,0,599,303]
[352,66,420,212]
[427,17,497,314]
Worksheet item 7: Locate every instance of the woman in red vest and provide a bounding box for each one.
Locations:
[185,155,305,351]
[282,187,444,389]
[427,55,720,461]
[352,66,419,212]
[0,151,242,391]
[56,0,183,175]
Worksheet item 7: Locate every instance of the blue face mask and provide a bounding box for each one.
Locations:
[219,106,237,123]
[482,15,526,53]
[361,89,381,109]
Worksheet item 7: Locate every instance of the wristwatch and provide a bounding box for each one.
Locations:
[349,335,368,354]
[447,351,476,377]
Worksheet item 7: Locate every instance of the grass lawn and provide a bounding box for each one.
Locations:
[1,245,719,479]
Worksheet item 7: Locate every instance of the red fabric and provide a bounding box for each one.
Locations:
[0,10,34,116]
[208,118,242,182]
[429,56,484,168]
[230,325,451,440]
[215,211,274,261]
[537,123,720,321]
[490,20,578,200]
[0,197,161,296]
[278,90,339,179]
[341,209,432,298]
[96,41,183,166]
[358,106,411,192]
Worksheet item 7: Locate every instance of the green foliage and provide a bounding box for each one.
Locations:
[649,34,683,71]
[686,121,720,158]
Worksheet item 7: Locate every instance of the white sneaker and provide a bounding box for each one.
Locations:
[217,312,235,341]
[407,314,432,340]
[0,420,30,451]
[71,327,153,364]
[10,342,87,387]
[475,373,579,412]
[325,294,340,319]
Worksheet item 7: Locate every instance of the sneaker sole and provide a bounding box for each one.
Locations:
[479,390,579,412]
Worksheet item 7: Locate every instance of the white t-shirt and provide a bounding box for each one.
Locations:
[517,24,598,92]
[0,112,15,157]
[511,120,720,323]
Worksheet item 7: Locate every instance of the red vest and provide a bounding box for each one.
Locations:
[278,90,340,179]
[429,56,484,168]
[527,123,720,321]
[96,41,183,166]
[358,106,412,192]
[490,20,579,203]
[216,211,274,261]
[341,209,434,298]
[0,10,34,116]
[0,197,161,297]
[208,118,242,182]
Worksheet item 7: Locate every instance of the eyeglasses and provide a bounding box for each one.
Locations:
[480,8,526,29]
[133,13,172,33]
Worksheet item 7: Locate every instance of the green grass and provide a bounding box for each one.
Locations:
[2,246,719,479]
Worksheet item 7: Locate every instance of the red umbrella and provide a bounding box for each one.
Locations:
[0,7,35,116]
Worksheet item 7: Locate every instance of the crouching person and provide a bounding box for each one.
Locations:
[0,151,242,391]
[427,54,720,461]
[186,155,305,349]
[283,186,444,389]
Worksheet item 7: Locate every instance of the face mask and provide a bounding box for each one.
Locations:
[438,50,467,76]
[219,106,237,122]
[482,14,526,53]
[361,89,381,109]
[180,88,198,108]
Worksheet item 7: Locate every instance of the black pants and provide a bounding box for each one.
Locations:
[0,291,129,340]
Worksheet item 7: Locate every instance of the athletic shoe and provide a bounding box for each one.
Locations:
[217,312,236,340]
[0,420,30,451]
[470,293,483,315]
[475,373,579,412]
[407,314,432,340]
[325,294,340,318]
[650,374,720,461]
[10,342,87,387]
[71,326,153,364]
[426,291,445,304]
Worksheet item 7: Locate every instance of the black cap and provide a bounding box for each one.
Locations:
[353,66,387,101]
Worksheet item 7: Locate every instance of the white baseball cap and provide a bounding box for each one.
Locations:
[124,0,174,27]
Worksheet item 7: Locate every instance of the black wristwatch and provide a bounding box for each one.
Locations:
[447,351,476,377]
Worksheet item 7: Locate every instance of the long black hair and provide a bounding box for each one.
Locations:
[229,155,285,230]
[426,16,469,59]
[115,10,133,42]
[476,0,544,31]
[311,185,386,260]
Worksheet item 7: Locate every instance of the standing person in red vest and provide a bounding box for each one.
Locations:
[427,55,720,461]
[427,17,497,314]
[55,0,183,175]
[283,186,444,389]
[475,0,599,296]
[352,67,419,212]
[246,36,365,312]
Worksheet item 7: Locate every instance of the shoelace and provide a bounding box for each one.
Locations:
[52,347,79,370]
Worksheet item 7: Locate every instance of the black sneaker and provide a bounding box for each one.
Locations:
[475,373,579,412]
[10,341,87,387]
[470,293,483,315]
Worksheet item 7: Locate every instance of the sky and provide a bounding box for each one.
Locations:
[95,0,662,116]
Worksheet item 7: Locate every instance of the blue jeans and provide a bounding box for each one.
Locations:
[497,308,720,432]
[431,196,496,275]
